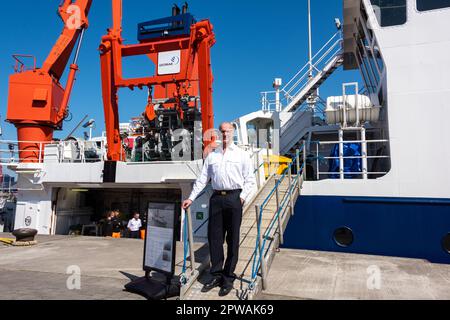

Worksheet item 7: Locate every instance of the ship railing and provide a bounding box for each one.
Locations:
[0,179,17,194]
[247,144,305,294]
[0,139,107,165]
[308,139,390,180]
[12,54,37,73]
[261,30,343,112]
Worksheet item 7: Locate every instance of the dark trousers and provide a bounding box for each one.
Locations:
[208,190,243,287]
[129,231,140,239]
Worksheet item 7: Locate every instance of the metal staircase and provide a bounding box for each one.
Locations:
[279,110,313,156]
[261,31,343,114]
[283,52,343,113]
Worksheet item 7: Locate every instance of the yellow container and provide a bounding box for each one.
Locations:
[263,155,292,177]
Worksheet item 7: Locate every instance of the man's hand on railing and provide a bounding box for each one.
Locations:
[182,200,193,210]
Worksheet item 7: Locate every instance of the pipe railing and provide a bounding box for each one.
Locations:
[310,139,390,180]
[261,31,343,112]
[0,139,106,164]
[248,144,305,292]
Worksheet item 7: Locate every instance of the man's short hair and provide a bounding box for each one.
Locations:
[219,122,234,131]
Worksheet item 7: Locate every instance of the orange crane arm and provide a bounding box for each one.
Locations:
[6,0,92,163]
[48,0,93,124]
[42,0,92,80]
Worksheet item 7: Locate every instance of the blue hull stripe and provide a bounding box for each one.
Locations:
[283,196,450,264]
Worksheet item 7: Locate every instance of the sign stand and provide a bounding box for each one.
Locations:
[124,202,180,300]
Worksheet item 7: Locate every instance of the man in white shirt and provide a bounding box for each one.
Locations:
[182,122,257,296]
[127,213,142,239]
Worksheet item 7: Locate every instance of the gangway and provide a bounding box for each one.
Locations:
[180,146,305,300]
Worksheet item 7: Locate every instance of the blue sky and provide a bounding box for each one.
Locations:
[0,0,361,141]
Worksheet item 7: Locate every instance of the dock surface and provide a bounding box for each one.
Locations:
[0,233,208,300]
[259,249,450,300]
[1,233,449,300]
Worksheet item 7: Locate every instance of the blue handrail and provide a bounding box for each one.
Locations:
[254,161,266,174]
[250,146,305,282]
[182,211,189,275]
[252,164,304,280]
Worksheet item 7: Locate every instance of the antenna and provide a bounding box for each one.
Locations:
[182,2,189,14]
[308,0,313,80]
[172,4,181,16]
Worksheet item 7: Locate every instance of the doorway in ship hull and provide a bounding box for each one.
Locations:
[54,188,182,238]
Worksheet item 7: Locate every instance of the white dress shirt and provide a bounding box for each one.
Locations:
[127,218,142,232]
[188,143,257,203]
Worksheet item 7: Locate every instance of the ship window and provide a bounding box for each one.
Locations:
[355,19,385,102]
[417,0,450,11]
[443,233,450,254]
[370,0,407,27]
[334,227,354,247]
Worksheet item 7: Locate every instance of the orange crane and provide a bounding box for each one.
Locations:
[100,1,215,161]
[6,1,215,163]
[7,0,92,162]
[6,0,92,163]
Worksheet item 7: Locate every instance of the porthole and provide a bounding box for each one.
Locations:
[334,227,354,247]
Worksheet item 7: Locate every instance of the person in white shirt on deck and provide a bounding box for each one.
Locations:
[182,122,257,297]
[127,212,142,239]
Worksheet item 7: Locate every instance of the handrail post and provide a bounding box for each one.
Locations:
[361,127,368,180]
[303,141,307,181]
[316,142,319,180]
[255,151,261,189]
[186,208,196,273]
[288,168,294,217]
[296,149,302,195]
[38,143,42,163]
[275,178,283,247]
[339,129,344,180]
[255,205,268,290]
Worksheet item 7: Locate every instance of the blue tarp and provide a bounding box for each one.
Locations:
[328,143,362,179]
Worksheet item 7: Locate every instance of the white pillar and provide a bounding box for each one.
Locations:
[179,183,193,242]
[275,88,281,112]
[339,129,345,180]
[361,127,368,180]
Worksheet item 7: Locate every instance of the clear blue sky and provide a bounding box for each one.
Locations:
[0,0,360,141]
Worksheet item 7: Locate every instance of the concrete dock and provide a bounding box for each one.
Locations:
[259,249,450,300]
[1,233,449,300]
[0,233,208,300]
